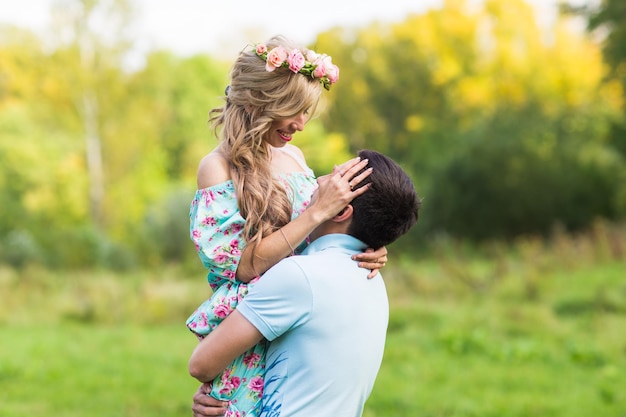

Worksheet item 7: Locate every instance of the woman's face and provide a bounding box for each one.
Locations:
[266,110,309,148]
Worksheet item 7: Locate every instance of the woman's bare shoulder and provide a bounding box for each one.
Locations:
[197,151,231,189]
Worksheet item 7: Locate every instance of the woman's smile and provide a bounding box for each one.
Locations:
[277,130,293,142]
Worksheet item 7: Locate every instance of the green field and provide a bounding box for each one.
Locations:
[1,230,625,416]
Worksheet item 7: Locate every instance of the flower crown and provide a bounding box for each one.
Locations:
[254,44,339,91]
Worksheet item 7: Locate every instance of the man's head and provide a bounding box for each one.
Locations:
[346,150,420,248]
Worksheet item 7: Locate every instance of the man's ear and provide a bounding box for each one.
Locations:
[333,204,353,222]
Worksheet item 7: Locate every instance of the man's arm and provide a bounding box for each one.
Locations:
[188,310,264,382]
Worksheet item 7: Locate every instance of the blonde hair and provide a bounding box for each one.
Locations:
[208,35,323,251]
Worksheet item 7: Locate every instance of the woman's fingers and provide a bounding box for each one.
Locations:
[335,157,373,193]
[356,253,386,279]
[312,156,373,220]
[352,247,388,264]
[349,166,373,189]
[335,157,362,177]
[348,171,373,196]
[343,158,369,179]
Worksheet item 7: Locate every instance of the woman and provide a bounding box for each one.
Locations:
[186,35,387,416]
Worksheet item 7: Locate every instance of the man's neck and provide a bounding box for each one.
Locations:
[309,221,350,244]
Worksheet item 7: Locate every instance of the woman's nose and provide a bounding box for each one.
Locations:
[290,114,306,131]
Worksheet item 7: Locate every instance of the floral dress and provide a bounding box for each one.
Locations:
[186,160,317,416]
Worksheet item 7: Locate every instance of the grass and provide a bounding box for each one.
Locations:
[1,222,625,416]
[0,324,198,417]
[369,262,626,417]
[0,265,203,417]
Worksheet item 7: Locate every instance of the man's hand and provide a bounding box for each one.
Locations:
[191,383,228,417]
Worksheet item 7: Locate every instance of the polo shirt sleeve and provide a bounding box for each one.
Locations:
[236,258,312,341]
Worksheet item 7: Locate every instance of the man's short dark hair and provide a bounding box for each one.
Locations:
[347,150,421,248]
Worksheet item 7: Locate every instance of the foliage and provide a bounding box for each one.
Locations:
[317,0,625,242]
[424,127,626,240]
[567,0,626,156]
[1,0,626,267]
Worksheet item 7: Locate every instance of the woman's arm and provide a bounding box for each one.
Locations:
[235,157,372,282]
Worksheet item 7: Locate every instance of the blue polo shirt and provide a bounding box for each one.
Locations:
[237,233,389,417]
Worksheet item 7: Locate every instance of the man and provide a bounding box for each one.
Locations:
[189,149,421,416]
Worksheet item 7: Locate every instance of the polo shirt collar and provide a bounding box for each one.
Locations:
[302,234,367,256]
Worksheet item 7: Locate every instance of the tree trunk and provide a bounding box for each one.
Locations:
[82,91,104,228]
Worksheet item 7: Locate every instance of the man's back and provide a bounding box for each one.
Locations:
[237,234,389,416]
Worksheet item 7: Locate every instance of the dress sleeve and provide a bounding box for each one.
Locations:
[190,183,246,288]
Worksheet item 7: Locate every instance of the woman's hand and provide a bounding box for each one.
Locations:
[308,157,373,222]
[353,246,387,279]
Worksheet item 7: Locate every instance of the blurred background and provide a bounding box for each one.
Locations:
[0,0,625,416]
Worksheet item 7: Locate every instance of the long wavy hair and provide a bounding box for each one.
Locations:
[208,35,323,252]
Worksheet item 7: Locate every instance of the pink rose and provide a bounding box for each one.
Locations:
[214,251,229,263]
[256,44,267,55]
[248,376,264,394]
[202,216,216,226]
[213,303,231,318]
[326,63,339,84]
[313,55,331,76]
[265,46,288,72]
[220,376,241,393]
[305,50,319,62]
[202,189,215,203]
[287,49,306,73]
[313,60,326,79]
[243,352,262,368]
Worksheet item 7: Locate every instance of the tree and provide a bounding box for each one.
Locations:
[45,0,135,228]
[563,0,626,156]
[315,0,624,241]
